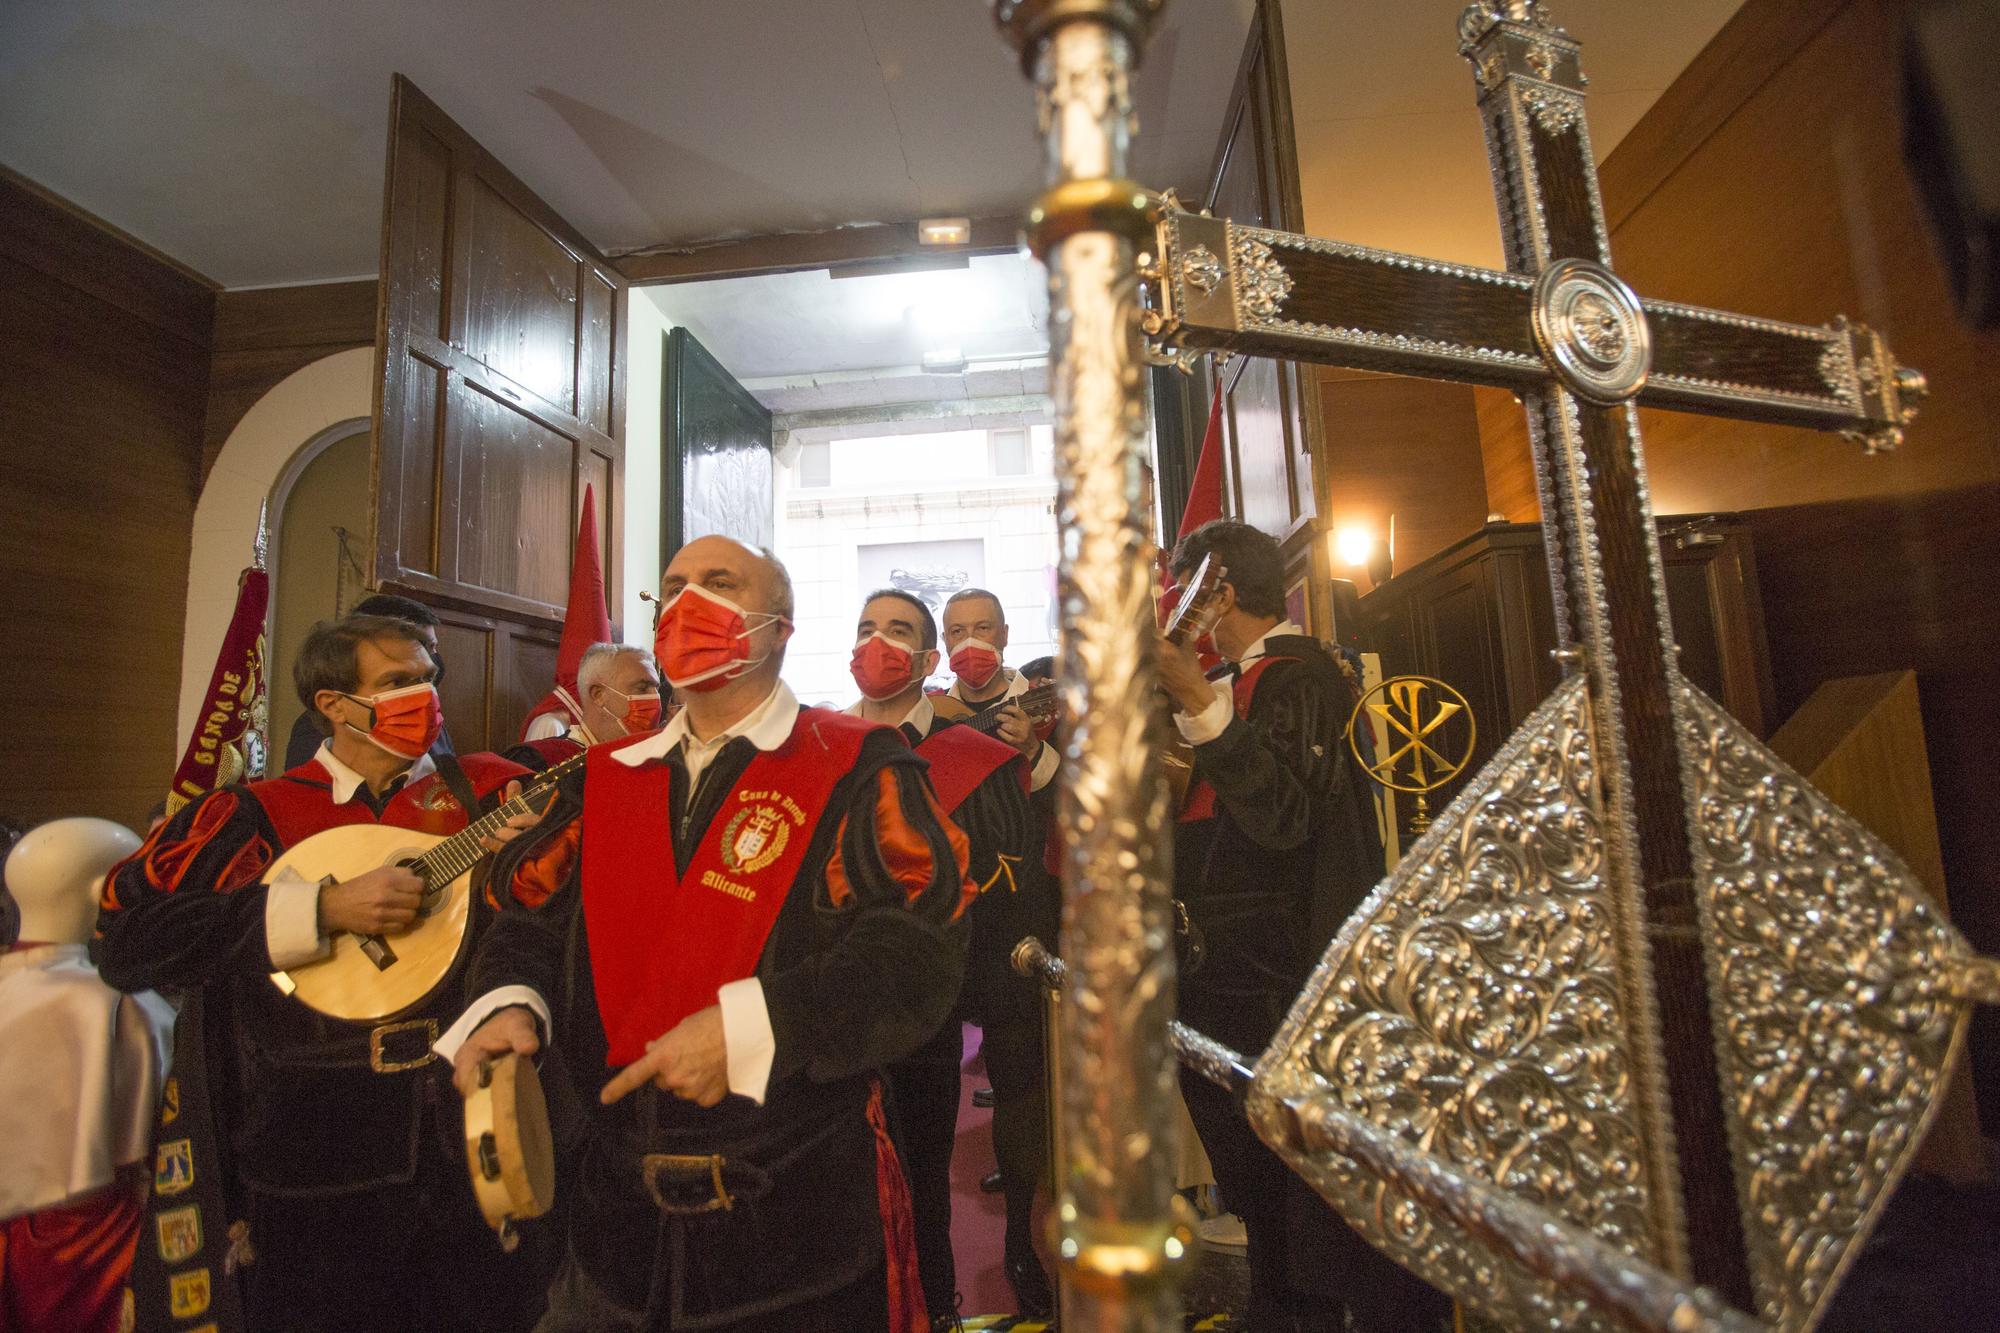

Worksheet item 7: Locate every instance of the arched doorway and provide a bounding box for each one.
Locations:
[266,425,371,764]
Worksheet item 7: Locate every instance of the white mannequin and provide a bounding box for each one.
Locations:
[6,816,139,944]
[1,816,173,1233]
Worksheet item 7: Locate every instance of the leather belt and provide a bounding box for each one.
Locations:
[639,1153,771,1215]
[368,1018,439,1073]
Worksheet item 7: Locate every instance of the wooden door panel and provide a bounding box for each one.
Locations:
[663,326,773,562]
[453,382,574,606]
[372,76,625,630]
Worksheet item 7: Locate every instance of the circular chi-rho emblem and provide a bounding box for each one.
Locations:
[1531,257,1651,404]
[719,803,789,875]
[1346,675,1477,795]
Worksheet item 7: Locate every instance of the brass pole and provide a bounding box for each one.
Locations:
[994,7,1185,1325]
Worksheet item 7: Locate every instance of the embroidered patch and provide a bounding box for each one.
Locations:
[154,1138,195,1196]
[156,1204,203,1263]
[420,782,460,812]
[168,1268,212,1319]
[160,1076,180,1125]
[719,804,789,875]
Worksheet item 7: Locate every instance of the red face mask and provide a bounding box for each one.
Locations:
[948,638,1003,690]
[653,584,784,693]
[850,632,921,702]
[606,686,663,736]
[342,682,443,761]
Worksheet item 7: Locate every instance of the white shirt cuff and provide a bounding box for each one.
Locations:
[1028,740,1060,792]
[264,867,330,970]
[432,986,551,1061]
[717,977,775,1105]
[1173,679,1234,746]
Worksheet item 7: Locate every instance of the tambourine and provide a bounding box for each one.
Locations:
[462,1052,555,1251]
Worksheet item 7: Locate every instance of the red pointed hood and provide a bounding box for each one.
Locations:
[519,485,613,740]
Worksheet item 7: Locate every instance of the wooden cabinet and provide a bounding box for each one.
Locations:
[1359,517,1774,813]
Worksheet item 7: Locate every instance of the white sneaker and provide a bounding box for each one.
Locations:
[1196,1211,1247,1253]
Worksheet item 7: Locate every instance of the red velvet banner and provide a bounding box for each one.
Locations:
[166,567,269,816]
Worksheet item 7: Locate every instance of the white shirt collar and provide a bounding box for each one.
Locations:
[314,741,437,805]
[948,667,1023,703]
[845,691,934,735]
[1239,620,1306,668]
[613,679,800,768]
[0,943,89,980]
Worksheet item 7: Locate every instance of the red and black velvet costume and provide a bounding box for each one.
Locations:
[1173,634,1447,1331]
[94,752,552,1333]
[469,706,972,1331]
[884,713,1030,1319]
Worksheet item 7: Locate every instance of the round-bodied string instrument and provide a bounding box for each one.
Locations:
[462,1052,555,1251]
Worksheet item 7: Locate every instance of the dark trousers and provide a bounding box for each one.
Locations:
[978,1018,1046,1254]
[1180,1067,1448,1333]
[536,1253,888,1332]
[885,1023,964,1320]
[243,1105,552,1333]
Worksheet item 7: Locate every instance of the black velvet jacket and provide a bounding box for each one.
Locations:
[468,722,971,1323]
[1173,634,1381,1055]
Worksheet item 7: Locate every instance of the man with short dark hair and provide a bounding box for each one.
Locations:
[850,587,1032,1327]
[98,613,549,1332]
[504,643,663,772]
[283,593,458,769]
[1158,519,1447,1333]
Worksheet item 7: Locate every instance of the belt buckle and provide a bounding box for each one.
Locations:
[641,1153,735,1214]
[368,1018,439,1073]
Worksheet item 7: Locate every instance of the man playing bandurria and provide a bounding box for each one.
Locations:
[97,612,550,1333]
[850,589,1032,1328]
[1158,520,1449,1333]
[444,536,974,1332]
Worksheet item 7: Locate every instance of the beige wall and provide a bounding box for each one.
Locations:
[269,429,371,753]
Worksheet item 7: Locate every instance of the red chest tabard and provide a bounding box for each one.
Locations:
[1176,656,1293,825]
[915,723,1025,814]
[247,754,519,846]
[579,708,883,1064]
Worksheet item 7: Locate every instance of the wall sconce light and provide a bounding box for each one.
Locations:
[1331,516,1395,585]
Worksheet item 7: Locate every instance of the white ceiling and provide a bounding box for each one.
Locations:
[0,0,1255,288]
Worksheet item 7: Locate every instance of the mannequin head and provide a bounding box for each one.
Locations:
[4,817,141,945]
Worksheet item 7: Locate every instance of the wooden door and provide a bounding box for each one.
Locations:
[1199,2,1327,619]
[369,76,625,736]
[662,326,773,562]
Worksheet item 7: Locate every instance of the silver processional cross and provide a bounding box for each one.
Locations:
[992,2,1999,1331]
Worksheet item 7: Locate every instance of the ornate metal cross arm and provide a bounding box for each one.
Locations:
[1146,209,1927,453]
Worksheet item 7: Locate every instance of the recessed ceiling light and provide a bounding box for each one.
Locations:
[917,217,972,246]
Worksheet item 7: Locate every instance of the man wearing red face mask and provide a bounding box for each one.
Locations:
[848,589,1031,1328]
[444,537,976,1333]
[506,642,664,772]
[95,613,553,1332]
[936,587,1061,1316]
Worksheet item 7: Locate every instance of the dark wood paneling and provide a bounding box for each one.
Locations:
[430,605,561,754]
[373,76,627,633]
[664,327,773,561]
[202,280,377,481]
[0,174,215,829]
[1316,369,1491,589]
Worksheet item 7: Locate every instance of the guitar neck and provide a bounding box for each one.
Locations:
[411,758,577,885]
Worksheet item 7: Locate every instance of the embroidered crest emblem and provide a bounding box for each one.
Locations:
[154,1138,195,1196]
[719,804,789,875]
[157,1204,203,1263]
[160,1075,180,1125]
[169,1268,213,1319]
[420,781,460,812]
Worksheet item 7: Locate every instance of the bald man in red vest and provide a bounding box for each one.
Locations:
[445,538,974,1332]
